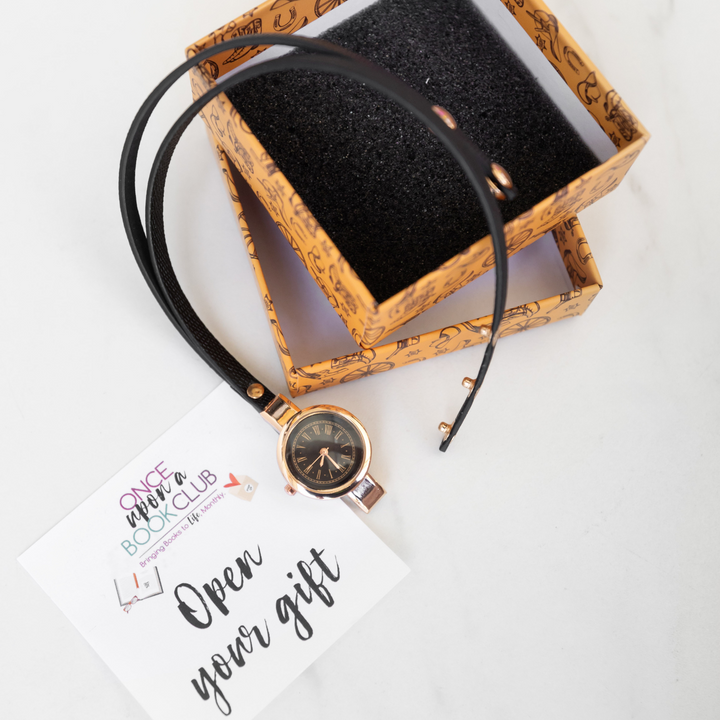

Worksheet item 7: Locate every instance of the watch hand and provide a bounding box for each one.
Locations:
[305,448,330,472]
[326,454,343,471]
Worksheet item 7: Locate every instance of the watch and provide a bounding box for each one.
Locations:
[119,33,515,512]
[262,396,383,513]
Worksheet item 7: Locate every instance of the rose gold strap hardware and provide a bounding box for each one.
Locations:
[486,162,514,201]
[260,395,300,433]
[438,422,453,441]
[247,383,265,399]
[345,474,385,514]
[431,105,457,130]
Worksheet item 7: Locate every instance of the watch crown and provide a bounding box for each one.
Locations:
[284,484,297,497]
[438,422,453,440]
[462,377,476,391]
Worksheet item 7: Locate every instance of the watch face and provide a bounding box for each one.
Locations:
[283,408,368,494]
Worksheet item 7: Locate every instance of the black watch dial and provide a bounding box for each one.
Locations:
[284,410,366,492]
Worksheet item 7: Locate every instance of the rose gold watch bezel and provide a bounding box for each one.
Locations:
[276,404,372,500]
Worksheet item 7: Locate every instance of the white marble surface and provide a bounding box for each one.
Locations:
[2,0,719,718]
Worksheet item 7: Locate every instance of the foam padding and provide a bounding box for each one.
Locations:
[227,0,600,303]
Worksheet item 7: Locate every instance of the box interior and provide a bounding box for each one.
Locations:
[223,0,615,303]
[232,164,574,369]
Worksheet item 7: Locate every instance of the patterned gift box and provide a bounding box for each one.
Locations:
[187,0,648,350]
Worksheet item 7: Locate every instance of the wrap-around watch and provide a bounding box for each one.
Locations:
[119,34,515,513]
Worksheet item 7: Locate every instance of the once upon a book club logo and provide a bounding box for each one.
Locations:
[119,461,225,561]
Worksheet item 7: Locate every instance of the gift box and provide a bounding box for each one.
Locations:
[186,0,647,349]
[214,143,601,396]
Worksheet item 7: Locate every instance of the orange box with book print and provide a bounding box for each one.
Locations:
[215,143,601,396]
[186,0,648,350]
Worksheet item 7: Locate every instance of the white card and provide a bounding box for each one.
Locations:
[19,383,409,720]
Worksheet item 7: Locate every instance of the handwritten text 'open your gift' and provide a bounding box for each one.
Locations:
[175,546,342,716]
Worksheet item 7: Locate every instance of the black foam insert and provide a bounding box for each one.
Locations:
[226,0,600,303]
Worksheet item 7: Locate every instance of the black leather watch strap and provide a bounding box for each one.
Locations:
[119,34,513,448]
